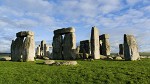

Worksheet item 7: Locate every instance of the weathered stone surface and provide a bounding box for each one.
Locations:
[16,31,34,37]
[11,31,35,62]
[90,26,100,59]
[36,46,41,57]
[99,34,110,56]
[44,60,55,65]
[79,40,91,54]
[11,40,15,60]
[0,57,11,61]
[115,56,122,60]
[11,37,24,61]
[22,35,35,61]
[54,27,75,35]
[55,61,78,66]
[63,33,76,60]
[52,35,63,60]
[45,45,50,57]
[41,40,46,51]
[119,44,124,55]
[124,34,140,61]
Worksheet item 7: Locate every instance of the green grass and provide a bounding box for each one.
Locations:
[0,59,150,84]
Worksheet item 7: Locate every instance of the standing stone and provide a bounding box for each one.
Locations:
[11,37,24,61]
[124,34,140,61]
[90,26,100,59]
[52,35,63,60]
[36,46,41,58]
[63,33,76,60]
[45,44,50,57]
[11,40,15,60]
[79,40,91,54]
[119,44,124,55]
[99,34,110,56]
[40,40,46,56]
[22,34,35,61]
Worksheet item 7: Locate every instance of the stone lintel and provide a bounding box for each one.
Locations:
[16,31,34,37]
[54,27,75,35]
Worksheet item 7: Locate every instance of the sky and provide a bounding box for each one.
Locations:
[0,0,150,53]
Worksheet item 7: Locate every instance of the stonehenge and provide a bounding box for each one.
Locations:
[124,34,140,61]
[52,27,76,60]
[11,31,35,62]
[9,26,142,62]
[99,34,110,56]
[90,26,100,59]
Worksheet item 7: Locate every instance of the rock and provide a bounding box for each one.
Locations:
[54,27,75,35]
[124,34,140,61]
[45,44,50,57]
[43,57,49,60]
[79,40,91,54]
[119,44,124,55]
[52,35,63,60]
[90,26,100,59]
[36,46,41,58]
[60,61,78,65]
[44,60,55,65]
[16,31,34,37]
[40,40,46,57]
[22,35,35,61]
[99,34,110,56]
[63,33,76,60]
[100,55,108,59]
[0,57,11,61]
[115,56,122,60]
[108,57,113,60]
[11,37,24,61]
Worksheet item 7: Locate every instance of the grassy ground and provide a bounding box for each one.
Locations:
[0,59,150,84]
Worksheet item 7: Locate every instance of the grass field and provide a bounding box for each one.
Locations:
[0,59,150,84]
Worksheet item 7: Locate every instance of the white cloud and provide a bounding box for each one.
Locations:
[0,0,150,53]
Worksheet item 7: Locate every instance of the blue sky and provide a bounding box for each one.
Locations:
[0,0,150,53]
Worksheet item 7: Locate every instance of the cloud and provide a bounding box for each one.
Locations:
[0,0,150,53]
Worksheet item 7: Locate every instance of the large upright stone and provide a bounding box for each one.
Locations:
[119,44,124,55]
[79,40,90,54]
[63,33,76,60]
[36,46,41,57]
[11,40,15,60]
[90,26,100,59]
[22,34,35,61]
[44,44,50,57]
[99,34,110,56]
[11,37,24,61]
[52,35,63,60]
[124,34,140,61]
[40,40,46,56]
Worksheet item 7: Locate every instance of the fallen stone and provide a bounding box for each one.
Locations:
[44,60,55,65]
[0,57,11,61]
[115,56,122,60]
